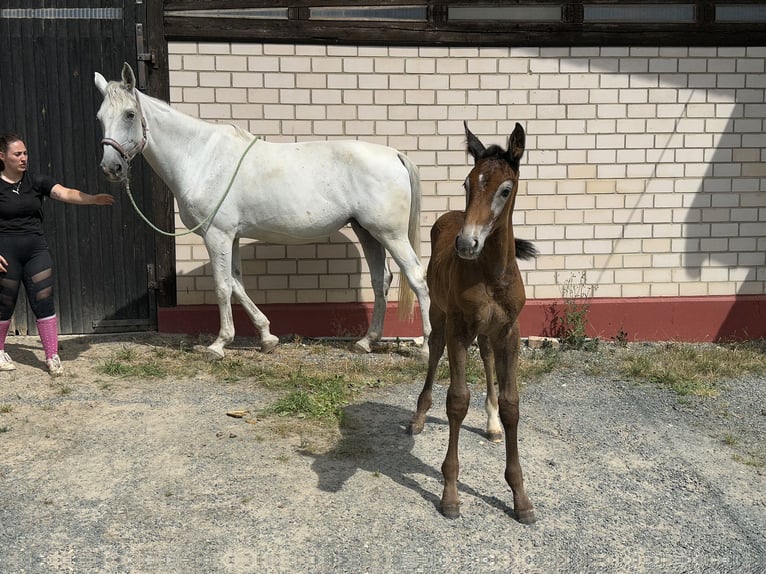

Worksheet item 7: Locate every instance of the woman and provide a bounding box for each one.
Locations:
[0,133,114,377]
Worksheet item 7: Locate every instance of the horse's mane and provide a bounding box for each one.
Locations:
[105,80,257,142]
[104,81,137,108]
[230,124,254,141]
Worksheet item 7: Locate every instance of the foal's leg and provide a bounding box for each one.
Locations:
[350,222,391,353]
[478,335,503,443]
[409,305,446,435]
[494,321,536,524]
[440,318,472,518]
[230,240,279,353]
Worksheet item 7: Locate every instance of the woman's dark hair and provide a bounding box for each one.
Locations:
[0,133,24,172]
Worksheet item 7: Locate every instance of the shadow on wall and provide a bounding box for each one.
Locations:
[540,59,766,343]
[682,99,766,341]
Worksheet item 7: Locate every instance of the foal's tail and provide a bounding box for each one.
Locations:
[397,153,421,320]
[515,238,538,260]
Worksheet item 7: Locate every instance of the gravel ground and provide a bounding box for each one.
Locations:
[0,334,764,573]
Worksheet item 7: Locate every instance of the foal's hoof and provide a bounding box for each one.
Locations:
[440,503,461,519]
[260,335,279,353]
[193,344,224,361]
[409,421,425,435]
[515,508,537,525]
[487,430,504,443]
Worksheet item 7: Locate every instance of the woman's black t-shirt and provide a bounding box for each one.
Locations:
[0,173,56,235]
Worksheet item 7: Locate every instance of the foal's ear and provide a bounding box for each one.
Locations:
[94,72,108,95]
[121,62,136,91]
[464,121,486,162]
[507,123,526,163]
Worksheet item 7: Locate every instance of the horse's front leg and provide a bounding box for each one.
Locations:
[410,305,446,435]
[230,240,279,353]
[478,335,503,442]
[494,321,536,524]
[440,317,472,519]
[195,233,237,360]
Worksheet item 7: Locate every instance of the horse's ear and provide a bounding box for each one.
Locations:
[507,122,526,164]
[464,121,485,162]
[121,62,136,91]
[94,72,108,95]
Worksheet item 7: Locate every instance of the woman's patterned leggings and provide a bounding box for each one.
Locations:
[0,234,56,321]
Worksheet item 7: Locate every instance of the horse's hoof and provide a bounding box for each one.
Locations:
[409,421,424,435]
[261,336,279,353]
[516,508,537,525]
[193,344,224,361]
[487,430,504,443]
[353,340,372,354]
[440,503,461,519]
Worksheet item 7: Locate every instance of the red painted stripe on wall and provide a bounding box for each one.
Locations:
[158,295,766,343]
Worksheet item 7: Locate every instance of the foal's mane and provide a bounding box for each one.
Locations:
[473,143,520,172]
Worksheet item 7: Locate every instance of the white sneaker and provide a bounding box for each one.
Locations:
[0,351,15,371]
[46,354,63,377]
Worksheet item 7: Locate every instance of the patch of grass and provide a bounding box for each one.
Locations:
[266,372,351,421]
[722,433,738,447]
[98,356,168,378]
[618,342,766,397]
[732,453,765,468]
[0,426,9,433]
[549,271,598,351]
[0,404,12,414]
[519,348,561,383]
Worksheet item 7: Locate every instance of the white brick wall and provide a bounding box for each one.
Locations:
[167,42,766,306]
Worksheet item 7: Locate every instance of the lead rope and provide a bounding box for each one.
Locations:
[122,136,261,237]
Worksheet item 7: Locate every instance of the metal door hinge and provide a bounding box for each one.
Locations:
[135,23,156,90]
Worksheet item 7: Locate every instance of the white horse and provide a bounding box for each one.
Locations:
[94,63,431,359]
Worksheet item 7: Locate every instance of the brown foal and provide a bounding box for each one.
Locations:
[409,122,537,522]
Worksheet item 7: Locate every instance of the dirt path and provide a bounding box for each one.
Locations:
[1,335,764,573]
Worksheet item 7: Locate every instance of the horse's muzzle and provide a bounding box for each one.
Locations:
[455,234,481,260]
[100,148,129,182]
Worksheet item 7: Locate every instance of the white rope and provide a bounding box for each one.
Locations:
[123,136,260,237]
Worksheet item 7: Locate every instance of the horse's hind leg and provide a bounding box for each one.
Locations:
[478,335,503,443]
[350,222,390,353]
[380,238,431,357]
[410,305,446,435]
[231,241,279,353]
[494,322,536,524]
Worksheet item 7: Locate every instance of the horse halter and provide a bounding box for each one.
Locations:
[101,88,148,162]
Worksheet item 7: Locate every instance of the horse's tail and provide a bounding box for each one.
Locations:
[397,153,421,320]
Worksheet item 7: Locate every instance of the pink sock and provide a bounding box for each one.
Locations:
[37,315,59,360]
[0,319,10,351]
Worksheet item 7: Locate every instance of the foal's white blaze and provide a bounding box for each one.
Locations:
[456,179,514,260]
